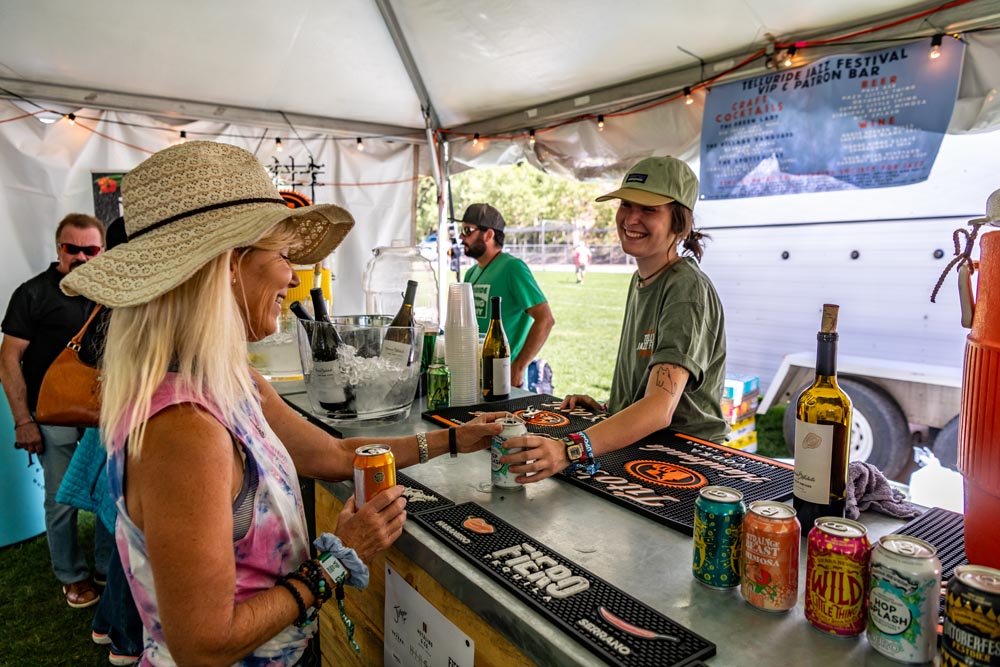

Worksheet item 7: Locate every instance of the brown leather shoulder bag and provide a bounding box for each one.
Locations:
[35,305,103,427]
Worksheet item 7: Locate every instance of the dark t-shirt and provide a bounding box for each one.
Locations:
[2,263,94,411]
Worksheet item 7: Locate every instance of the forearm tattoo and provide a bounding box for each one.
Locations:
[654,364,680,397]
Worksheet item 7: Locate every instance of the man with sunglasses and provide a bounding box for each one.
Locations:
[1,212,111,610]
[457,203,554,388]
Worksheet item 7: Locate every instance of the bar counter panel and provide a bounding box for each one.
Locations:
[277,383,913,666]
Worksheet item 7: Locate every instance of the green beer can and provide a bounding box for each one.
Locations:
[692,486,746,589]
[426,363,450,410]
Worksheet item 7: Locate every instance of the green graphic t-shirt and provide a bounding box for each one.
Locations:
[608,257,728,443]
[463,252,546,360]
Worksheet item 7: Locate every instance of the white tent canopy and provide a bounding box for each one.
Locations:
[2,0,1000,314]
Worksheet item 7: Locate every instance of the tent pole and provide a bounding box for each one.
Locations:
[425,124,450,330]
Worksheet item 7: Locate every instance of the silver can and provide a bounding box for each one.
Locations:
[867,534,942,664]
[490,416,527,489]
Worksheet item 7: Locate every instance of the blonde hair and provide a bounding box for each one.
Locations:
[101,221,299,457]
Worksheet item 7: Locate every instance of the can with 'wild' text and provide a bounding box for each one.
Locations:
[805,517,870,637]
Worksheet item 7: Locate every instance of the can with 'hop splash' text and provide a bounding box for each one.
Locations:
[491,416,528,489]
[353,444,396,507]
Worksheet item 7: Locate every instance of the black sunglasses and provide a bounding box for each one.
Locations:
[59,243,103,257]
[460,226,485,237]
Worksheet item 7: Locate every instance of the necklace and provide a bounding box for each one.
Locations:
[470,251,501,286]
[637,256,679,286]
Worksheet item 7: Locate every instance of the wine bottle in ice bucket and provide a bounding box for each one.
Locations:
[309,287,353,416]
[381,280,418,367]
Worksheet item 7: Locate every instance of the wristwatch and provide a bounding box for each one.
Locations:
[563,434,584,463]
[317,551,348,586]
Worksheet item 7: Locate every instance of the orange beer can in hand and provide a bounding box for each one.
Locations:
[353,445,396,507]
[740,501,801,612]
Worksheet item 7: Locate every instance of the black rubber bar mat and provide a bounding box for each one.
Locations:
[423,394,609,438]
[894,506,968,626]
[413,502,716,667]
[282,396,343,438]
[396,472,455,515]
[558,431,794,536]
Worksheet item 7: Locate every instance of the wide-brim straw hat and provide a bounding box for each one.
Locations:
[62,141,354,308]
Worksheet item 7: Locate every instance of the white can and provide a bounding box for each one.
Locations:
[490,416,528,489]
[866,534,942,664]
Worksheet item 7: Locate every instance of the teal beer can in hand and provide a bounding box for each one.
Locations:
[693,486,746,589]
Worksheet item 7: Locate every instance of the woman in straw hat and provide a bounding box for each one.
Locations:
[63,141,503,666]
[501,156,728,483]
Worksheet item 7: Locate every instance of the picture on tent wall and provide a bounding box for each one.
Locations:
[699,38,965,199]
[91,172,127,227]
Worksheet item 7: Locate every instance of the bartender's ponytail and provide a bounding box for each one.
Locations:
[670,203,710,263]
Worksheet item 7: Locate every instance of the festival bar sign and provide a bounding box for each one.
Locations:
[700,38,965,199]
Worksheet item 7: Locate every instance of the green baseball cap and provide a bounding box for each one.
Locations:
[596,156,699,210]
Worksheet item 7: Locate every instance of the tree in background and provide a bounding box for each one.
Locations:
[417,164,615,241]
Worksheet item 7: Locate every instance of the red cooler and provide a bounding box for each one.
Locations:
[960,217,1000,569]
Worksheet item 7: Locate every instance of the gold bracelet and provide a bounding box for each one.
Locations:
[416,432,429,464]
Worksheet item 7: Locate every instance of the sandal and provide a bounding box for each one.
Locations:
[63,580,100,609]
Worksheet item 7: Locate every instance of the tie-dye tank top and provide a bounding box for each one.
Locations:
[107,374,313,665]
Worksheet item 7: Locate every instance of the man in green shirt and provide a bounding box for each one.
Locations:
[498,156,729,484]
[458,204,554,387]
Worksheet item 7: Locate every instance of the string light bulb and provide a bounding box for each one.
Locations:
[929,34,943,60]
[275,137,283,152]
[782,45,797,68]
[528,130,536,148]
[179,130,187,144]
[66,113,76,125]
[356,137,365,152]
[684,87,694,105]
[597,115,605,131]
[473,133,480,146]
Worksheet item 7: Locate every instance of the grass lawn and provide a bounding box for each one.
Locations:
[0,511,109,666]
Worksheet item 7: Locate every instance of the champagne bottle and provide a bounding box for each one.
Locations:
[289,300,313,322]
[381,280,418,367]
[793,304,853,528]
[308,288,351,414]
[481,296,511,401]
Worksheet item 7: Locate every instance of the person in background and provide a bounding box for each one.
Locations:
[502,156,728,482]
[61,141,503,665]
[571,240,592,284]
[0,213,113,610]
[457,203,555,387]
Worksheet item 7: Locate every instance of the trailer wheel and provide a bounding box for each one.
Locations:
[782,379,911,479]
[932,416,959,470]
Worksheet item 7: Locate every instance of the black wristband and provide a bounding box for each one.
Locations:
[276,577,309,627]
[448,427,458,458]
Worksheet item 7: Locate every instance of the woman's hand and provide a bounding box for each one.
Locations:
[559,394,605,412]
[454,411,506,453]
[500,435,570,484]
[334,486,407,564]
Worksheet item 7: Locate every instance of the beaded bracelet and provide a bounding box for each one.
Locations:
[275,577,310,627]
[294,560,333,606]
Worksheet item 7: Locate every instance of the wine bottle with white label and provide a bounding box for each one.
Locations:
[308,288,352,415]
[381,280,418,367]
[793,304,853,528]
[482,296,511,401]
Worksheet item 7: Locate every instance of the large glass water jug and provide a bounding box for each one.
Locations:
[363,240,439,329]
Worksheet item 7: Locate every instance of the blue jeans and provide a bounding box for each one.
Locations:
[37,424,115,584]
[92,546,143,657]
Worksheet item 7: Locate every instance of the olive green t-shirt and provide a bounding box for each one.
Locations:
[608,257,729,443]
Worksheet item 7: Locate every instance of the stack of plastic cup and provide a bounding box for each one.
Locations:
[445,283,481,406]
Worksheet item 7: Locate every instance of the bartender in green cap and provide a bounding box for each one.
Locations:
[503,156,729,482]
